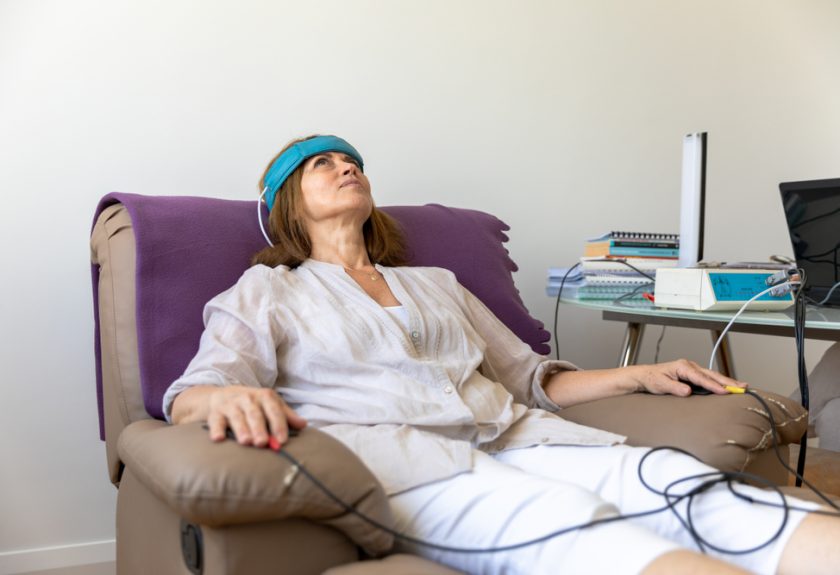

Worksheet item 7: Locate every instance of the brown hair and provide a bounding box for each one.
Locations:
[251,136,407,268]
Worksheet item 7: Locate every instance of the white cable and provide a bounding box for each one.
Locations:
[257,186,273,246]
[816,280,840,306]
[707,281,799,370]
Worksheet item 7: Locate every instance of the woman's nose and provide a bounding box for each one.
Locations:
[340,160,358,175]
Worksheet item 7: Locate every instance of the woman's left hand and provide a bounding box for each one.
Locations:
[626,359,747,397]
[544,359,748,408]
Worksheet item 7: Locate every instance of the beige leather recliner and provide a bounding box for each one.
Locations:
[90,193,808,575]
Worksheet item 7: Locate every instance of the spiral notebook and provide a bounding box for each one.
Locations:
[588,231,679,242]
[585,231,680,259]
[583,274,654,286]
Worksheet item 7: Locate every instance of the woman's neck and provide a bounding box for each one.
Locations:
[308,226,372,269]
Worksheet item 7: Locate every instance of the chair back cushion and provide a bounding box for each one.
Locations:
[91,193,550,435]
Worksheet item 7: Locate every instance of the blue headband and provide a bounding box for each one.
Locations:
[262,135,364,212]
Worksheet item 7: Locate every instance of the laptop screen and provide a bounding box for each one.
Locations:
[780,178,840,306]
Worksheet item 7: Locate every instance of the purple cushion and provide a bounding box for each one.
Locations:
[382,204,550,355]
[91,193,550,429]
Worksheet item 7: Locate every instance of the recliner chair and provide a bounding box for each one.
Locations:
[90,192,808,575]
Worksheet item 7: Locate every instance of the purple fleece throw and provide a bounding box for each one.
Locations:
[91,193,550,438]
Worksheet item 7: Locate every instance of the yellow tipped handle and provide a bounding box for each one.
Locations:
[725,385,746,394]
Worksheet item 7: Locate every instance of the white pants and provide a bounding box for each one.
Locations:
[388,444,814,575]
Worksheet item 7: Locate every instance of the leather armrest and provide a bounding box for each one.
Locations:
[117,420,394,555]
[559,390,807,473]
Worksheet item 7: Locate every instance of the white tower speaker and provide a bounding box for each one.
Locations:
[678,132,707,267]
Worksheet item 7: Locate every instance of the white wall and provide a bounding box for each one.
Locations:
[1,0,838,570]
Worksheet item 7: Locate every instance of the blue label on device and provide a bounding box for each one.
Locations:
[708,273,785,301]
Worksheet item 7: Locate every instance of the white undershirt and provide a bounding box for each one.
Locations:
[383,305,409,330]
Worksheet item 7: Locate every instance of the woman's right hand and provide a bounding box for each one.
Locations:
[172,385,307,449]
[207,386,307,449]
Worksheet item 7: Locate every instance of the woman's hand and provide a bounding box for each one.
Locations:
[172,385,307,449]
[544,359,748,408]
[624,359,748,397]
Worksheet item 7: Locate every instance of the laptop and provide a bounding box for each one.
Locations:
[780,178,840,306]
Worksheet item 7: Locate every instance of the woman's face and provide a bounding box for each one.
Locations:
[298,151,372,227]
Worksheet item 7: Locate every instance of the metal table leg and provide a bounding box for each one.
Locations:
[618,322,645,367]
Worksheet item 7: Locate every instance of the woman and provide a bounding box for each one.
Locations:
[165,135,838,575]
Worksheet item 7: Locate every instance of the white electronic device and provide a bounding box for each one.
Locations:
[678,132,707,268]
[654,268,794,311]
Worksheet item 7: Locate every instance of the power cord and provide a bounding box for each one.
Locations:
[706,272,812,485]
[275,443,675,554]
[636,446,789,555]
[792,271,809,487]
[791,276,840,485]
[551,259,656,360]
[803,279,840,307]
[741,389,838,510]
[554,266,815,489]
[236,389,839,558]
[551,262,581,360]
[706,277,801,372]
[611,281,655,307]
[653,326,667,363]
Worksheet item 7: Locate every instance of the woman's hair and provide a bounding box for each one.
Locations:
[251,135,408,268]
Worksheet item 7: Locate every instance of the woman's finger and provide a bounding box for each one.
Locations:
[223,406,254,445]
[260,392,291,445]
[282,402,308,430]
[703,367,748,390]
[240,397,272,447]
[672,360,748,394]
[204,386,307,449]
[206,410,229,442]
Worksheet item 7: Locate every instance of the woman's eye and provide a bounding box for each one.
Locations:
[314,157,329,167]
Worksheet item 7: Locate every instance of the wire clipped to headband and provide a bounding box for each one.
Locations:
[257,135,365,247]
[258,186,273,246]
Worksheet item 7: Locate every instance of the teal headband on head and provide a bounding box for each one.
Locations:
[262,135,364,212]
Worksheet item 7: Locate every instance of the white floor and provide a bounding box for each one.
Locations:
[17,562,114,575]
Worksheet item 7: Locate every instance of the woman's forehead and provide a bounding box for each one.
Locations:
[304,150,356,165]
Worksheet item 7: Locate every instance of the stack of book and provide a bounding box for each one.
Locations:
[546,266,586,298]
[584,231,679,260]
[547,231,679,303]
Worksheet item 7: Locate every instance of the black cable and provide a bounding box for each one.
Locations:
[654,326,667,363]
[636,386,840,555]
[638,446,791,555]
[611,281,655,307]
[551,262,580,360]
[264,387,840,557]
[552,259,656,359]
[591,258,657,282]
[810,279,840,306]
[271,430,838,558]
[225,267,837,557]
[792,270,809,486]
[207,391,840,560]
[274,446,675,554]
[741,389,839,510]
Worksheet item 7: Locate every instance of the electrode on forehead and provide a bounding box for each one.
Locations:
[262,135,364,212]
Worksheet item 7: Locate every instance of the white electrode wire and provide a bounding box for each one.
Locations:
[708,281,798,370]
[258,187,273,246]
[816,280,840,306]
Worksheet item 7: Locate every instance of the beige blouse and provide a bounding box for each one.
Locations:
[163,260,624,494]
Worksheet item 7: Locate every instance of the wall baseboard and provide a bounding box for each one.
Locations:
[0,540,115,575]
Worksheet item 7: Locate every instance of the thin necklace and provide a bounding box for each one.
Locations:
[344,266,379,281]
